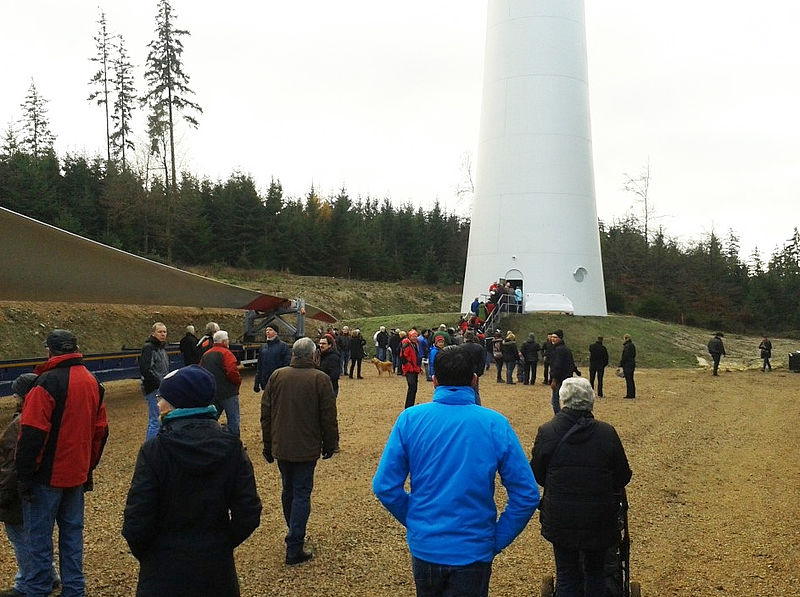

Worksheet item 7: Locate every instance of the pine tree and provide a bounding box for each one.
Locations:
[110,35,136,169]
[19,80,55,158]
[142,0,202,261]
[87,10,113,165]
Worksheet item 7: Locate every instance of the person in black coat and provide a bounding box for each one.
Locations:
[549,330,579,414]
[759,335,772,372]
[588,337,609,398]
[122,366,262,597]
[461,330,487,405]
[520,333,540,385]
[349,329,366,379]
[530,377,632,597]
[618,334,637,398]
[318,334,341,397]
[500,332,519,384]
[541,333,555,385]
[179,325,200,365]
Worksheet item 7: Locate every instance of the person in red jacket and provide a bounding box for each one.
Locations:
[401,329,422,409]
[16,329,109,597]
[200,330,243,437]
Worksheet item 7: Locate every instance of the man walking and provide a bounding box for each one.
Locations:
[336,326,352,376]
[139,322,170,441]
[253,325,291,394]
[373,346,539,597]
[759,335,772,372]
[588,336,609,398]
[707,332,725,376]
[400,329,422,409]
[261,338,339,565]
[16,329,109,597]
[200,330,243,437]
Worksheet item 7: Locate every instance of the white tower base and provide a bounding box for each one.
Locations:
[461,0,607,317]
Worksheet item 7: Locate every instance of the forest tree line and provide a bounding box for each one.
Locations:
[2,148,800,336]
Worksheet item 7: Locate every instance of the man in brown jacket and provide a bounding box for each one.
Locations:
[260,337,339,565]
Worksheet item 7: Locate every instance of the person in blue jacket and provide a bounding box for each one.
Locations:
[372,346,540,597]
[253,325,291,392]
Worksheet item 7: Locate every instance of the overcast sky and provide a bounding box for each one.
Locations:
[2,1,798,261]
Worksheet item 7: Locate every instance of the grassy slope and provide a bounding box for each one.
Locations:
[1,268,795,368]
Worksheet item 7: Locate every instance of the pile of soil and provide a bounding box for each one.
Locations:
[1,365,798,596]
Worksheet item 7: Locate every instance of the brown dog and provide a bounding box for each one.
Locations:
[371,357,394,376]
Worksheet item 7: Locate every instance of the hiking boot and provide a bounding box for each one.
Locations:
[286,550,314,566]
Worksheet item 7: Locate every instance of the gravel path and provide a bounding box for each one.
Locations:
[1,366,799,596]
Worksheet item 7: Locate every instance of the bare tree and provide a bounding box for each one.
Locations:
[622,159,654,249]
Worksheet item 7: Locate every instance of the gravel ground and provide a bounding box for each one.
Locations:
[1,366,799,596]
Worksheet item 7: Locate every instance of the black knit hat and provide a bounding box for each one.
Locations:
[157,365,216,409]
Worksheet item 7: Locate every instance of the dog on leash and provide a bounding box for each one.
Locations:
[371,357,394,376]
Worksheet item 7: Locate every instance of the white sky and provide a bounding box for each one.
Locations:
[1,1,799,261]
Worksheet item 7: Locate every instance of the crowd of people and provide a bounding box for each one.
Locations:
[0,316,773,596]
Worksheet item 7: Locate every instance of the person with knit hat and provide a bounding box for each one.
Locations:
[254,325,291,393]
[707,332,725,377]
[0,374,60,597]
[123,366,262,595]
[549,330,579,414]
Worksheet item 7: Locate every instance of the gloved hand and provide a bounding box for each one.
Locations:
[263,448,274,464]
[575,369,582,377]
[84,471,94,492]
[17,480,34,503]
[322,451,334,460]
[253,382,261,393]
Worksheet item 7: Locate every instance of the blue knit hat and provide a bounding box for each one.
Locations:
[157,365,216,409]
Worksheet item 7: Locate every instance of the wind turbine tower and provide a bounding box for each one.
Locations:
[461,0,607,316]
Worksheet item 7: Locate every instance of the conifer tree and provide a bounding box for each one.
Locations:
[19,80,55,157]
[142,0,202,261]
[88,10,113,165]
[110,35,136,169]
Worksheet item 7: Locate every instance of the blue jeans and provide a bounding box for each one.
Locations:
[4,522,60,594]
[217,394,241,437]
[505,361,516,383]
[377,346,387,361]
[23,484,85,597]
[340,349,351,375]
[277,460,317,558]
[412,556,492,597]
[143,388,160,441]
[553,545,606,597]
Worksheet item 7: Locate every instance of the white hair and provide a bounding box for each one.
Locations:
[213,330,229,343]
[292,337,316,358]
[186,325,195,334]
[559,377,595,411]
